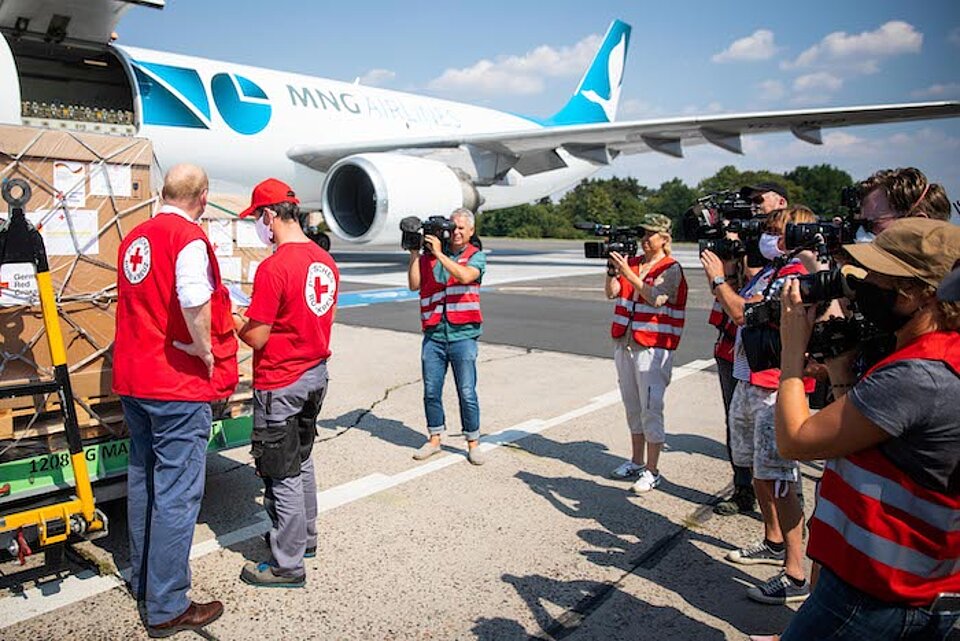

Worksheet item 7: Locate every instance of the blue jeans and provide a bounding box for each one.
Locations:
[421,336,480,440]
[122,396,211,626]
[781,566,960,641]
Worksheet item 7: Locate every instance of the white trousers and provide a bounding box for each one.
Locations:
[613,343,673,442]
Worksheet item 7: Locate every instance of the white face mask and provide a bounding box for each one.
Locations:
[255,212,274,246]
[854,225,876,244]
[759,233,783,260]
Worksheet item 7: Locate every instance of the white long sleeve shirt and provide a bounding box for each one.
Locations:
[157,205,215,308]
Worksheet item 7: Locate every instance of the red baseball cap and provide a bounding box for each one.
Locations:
[239,178,300,218]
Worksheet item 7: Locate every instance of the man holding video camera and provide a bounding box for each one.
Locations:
[407,208,487,465]
[707,182,789,516]
[776,218,960,640]
[702,206,818,605]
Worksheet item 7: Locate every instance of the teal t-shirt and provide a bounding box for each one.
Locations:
[424,246,486,342]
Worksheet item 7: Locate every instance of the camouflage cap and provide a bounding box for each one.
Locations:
[638,213,673,235]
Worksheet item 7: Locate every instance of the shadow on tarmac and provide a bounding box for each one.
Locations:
[467,430,798,640]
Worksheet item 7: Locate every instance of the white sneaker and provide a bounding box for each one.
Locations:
[631,470,661,493]
[610,461,644,479]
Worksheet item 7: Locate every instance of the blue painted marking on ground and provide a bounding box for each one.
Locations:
[338,288,420,308]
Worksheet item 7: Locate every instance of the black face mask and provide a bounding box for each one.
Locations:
[854,281,913,333]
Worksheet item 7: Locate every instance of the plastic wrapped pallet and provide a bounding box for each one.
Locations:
[0,124,159,448]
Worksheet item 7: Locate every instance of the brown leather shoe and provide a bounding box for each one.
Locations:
[147,600,224,638]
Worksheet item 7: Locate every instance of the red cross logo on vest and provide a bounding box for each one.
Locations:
[305,262,336,316]
[123,237,152,285]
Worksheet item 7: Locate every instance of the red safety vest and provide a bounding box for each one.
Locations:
[611,256,687,350]
[807,331,960,606]
[419,244,483,331]
[113,212,239,401]
[708,301,737,362]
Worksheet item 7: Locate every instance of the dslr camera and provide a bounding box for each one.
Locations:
[400,215,457,253]
[574,221,641,259]
[741,263,890,371]
[682,191,761,260]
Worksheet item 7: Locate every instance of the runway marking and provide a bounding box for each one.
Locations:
[0,359,713,629]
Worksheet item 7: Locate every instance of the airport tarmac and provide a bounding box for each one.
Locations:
[0,238,818,640]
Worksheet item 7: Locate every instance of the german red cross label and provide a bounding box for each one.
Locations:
[304,262,336,316]
[123,237,152,284]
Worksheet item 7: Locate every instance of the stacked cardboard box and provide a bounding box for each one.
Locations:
[0,125,159,444]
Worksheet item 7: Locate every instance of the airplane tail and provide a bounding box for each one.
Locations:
[545,19,631,126]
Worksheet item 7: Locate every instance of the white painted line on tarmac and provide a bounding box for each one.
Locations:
[0,358,714,629]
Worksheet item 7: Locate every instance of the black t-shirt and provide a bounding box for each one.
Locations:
[848,358,960,493]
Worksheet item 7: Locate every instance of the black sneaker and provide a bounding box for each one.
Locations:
[714,486,756,516]
[726,540,785,566]
[263,532,316,559]
[746,571,810,605]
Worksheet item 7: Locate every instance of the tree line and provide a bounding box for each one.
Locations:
[477,164,854,240]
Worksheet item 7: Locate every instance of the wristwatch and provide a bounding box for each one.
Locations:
[710,275,726,292]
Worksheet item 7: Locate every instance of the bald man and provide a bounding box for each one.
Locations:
[114,164,238,635]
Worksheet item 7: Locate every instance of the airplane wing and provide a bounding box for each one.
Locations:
[0,0,164,45]
[288,101,960,175]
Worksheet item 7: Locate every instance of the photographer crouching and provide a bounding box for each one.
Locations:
[776,219,960,641]
[605,214,688,493]
[405,209,487,465]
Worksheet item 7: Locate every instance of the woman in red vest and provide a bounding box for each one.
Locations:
[776,218,960,640]
[606,213,687,494]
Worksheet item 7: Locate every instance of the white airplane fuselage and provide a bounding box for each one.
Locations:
[116,46,599,212]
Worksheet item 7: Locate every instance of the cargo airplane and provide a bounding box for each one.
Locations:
[1,0,958,245]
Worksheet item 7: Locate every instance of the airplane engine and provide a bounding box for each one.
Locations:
[321,153,481,245]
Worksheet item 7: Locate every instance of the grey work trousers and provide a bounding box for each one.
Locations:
[253,361,328,577]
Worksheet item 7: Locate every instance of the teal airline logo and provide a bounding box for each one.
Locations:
[134,61,271,135]
[543,20,631,127]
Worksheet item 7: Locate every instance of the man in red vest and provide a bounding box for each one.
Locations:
[234,179,339,588]
[407,208,486,465]
[114,164,238,635]
[777,218,960,640]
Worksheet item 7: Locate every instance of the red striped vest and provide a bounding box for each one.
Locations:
[114,212,239,401]
[611,256,687,350]
[708,301,737,362]
[419,244,483,331]
[807,331,960,606]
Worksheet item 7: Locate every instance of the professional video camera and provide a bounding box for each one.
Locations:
[682,191,762,260]
[783,219,857,254]
[740,258,892,371]
[574,221,641,259]
[399,215,457,252]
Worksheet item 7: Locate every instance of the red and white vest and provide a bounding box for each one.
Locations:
[419,244,483,331]
[807,331,960,606]
[113,212,239,401]
[708,301,737,362]
[611,256,687,350]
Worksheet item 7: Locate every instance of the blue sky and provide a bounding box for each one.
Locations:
[117,0,960,204]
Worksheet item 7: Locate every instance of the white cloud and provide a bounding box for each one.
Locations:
[681,101,724,115]
[756,80,786,101]
[783,21,922,72]
[357,68,396,86]
[427,34,602,96]
[618,99,660,118]
[793,72,843,93]
[950,27,960,47]
[712,29,778,63]
[911,82,960,99]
